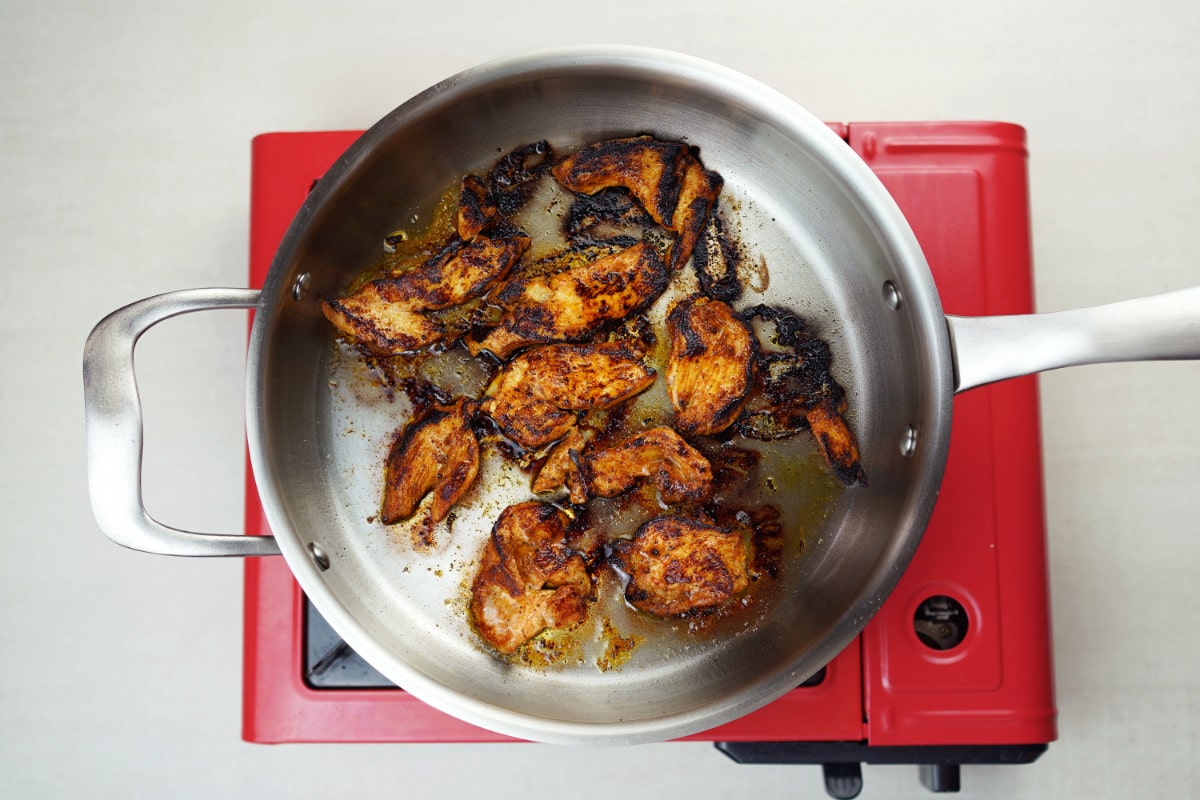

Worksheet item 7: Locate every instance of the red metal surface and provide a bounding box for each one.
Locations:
[242,125,1056,746]
[848,123,1057,747]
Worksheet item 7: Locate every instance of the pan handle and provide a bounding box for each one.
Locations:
[82,288,281,557]
[947,286,1200,393]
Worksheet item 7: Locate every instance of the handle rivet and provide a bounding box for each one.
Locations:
[883,281,903,310]
[307,542,331,571]
[900,425,919,457]
[292,273,312,301]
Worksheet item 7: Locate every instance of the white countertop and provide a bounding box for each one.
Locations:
[3,2,1198,797]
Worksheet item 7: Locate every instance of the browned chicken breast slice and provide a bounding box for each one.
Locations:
[322,284,446,354]
[322,235,529,354]
[470,502,593,654]
[666,296,754,436]
[612,517,749,616]
[531,427,589,503]
[666,155,724,271]
[457,174,497,240]
[387,234,530,310]
[381,399,480,525]
[469,241,668,359]
[551,136,722,270]
[552,136,689,227]
[482,342,656,449]
[805,396,867,487]
[583,426,713,505]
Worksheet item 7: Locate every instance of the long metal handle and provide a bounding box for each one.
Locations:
[83,288,280,557]
[947,286,1200,393]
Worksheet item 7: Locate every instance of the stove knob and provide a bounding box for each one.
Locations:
[913,594,969,651]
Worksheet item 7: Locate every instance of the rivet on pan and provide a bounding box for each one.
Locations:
[292,272,312,301]
[883,281,903,310]
[900,425,919,457]
[307,542,331,571]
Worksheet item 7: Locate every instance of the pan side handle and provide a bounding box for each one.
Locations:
[83,288,281,557]
[947,286,1200,393]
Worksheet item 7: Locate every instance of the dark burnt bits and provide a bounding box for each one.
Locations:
[489,140,554,217]
[745,303,809,349]
[562,187,656,245]
[692,212,745,303]
[600,313,656,356]
[455,140,555,241]
[742,304,840,407]
[493,140,552,184]
[743,506,786,581]
[563,185,744,303]
[735,304,867,487]
[350,347,455,418]
[706,442,762,496]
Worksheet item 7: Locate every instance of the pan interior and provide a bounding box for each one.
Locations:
[249,48,950,743]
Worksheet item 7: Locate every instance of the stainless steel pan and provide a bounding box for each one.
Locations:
[82,46,1200,744]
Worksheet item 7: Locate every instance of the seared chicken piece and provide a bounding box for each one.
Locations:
[805,396,868,487]
[666,155,724,271]
[383,235,529,310]
[583,426,713,505]
[322,284,445,354]
[552,136,689,227]
[322,235,529,354]
[551,136,722,270]
[482,342,656,449]
[457,174,497,240]
[666,296,754,436]
[469,241,668,359]
[531,427,589,503]
[470,502,593,653]
[612,517,749,616]
[381,399,480,524]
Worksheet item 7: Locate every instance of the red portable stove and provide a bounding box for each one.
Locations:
[242,123,1057,798]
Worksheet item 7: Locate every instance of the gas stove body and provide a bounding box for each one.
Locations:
[242,123,1055,797]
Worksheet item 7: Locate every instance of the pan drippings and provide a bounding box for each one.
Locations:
[321,136,864,667]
